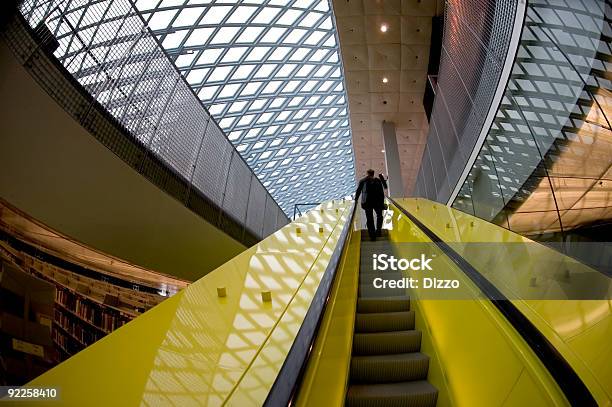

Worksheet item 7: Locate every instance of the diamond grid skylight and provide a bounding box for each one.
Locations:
[134,0,356,214]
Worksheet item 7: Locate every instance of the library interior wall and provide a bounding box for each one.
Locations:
[0,41,245,282]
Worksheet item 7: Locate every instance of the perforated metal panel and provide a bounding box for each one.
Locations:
[192,123,233,205]
[222,156,252,223]
[246,177,267,237]
[417,0,520,203]
[263,196,279,237]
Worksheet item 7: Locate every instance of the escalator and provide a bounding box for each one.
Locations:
[346,230,438,407]
[17,199,610,406]
[296,199,609,407]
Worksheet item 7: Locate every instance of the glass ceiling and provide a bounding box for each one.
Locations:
[134,0,356,214]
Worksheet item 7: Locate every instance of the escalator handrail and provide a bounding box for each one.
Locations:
[387,197,596,407]
[264,200,358,407]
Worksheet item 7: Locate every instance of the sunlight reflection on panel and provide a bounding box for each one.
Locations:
[25,200,352,406]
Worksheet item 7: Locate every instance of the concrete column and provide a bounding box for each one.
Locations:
[382,121,405,197]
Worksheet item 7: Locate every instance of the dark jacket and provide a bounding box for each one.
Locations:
[355,175,388,209]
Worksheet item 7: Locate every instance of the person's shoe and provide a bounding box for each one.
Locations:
[376,229,382,237]
[370,235,376,241]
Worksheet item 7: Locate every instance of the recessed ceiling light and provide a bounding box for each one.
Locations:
[380,24,388,33]
[382,77,388,84]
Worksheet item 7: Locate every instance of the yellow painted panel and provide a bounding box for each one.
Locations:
[418,300,524,406]
[503,370,555,407]
[387,201,568,407]
[411,301,454,407]
[295,213,361,407]
[22,200,353,406]
[226,210,349,405]
[392,198,612,406]
[566,313,612,400]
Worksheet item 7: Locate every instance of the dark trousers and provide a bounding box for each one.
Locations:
[364,206,383,239]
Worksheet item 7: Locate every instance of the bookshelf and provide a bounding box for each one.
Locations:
[0,199,188,295]
[0,259,55,385]
[0,244,167,364]
[0,201,187,383]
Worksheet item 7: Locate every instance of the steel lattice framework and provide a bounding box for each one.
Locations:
[134,0,356,213]
[451,0,611,235]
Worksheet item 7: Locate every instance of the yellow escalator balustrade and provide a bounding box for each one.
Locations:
[21,201,353,406]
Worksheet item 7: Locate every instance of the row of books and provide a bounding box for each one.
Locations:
[34,257,163,315]
[1,238,169,363]
[53,309,102,346]
[52,329,84,356]
[56,289,129,333]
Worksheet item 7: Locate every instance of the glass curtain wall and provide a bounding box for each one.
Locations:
[453,0,611,264]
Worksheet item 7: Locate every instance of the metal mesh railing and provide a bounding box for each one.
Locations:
[417,0,520,203]
[6,0,288,244]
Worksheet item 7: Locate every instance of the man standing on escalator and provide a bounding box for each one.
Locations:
[355,169,388,241]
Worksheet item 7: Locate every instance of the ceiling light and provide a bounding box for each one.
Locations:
[380,24,388,33]
[382,77,388,84]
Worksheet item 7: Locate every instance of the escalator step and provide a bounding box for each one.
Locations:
[355,311,415,333]
[359,243,392,254]
[359,284,405,298]
[359,272,403,284]
[360,230,389,239]
[359,250,392,260]
[353,330,421,355]
[349,231,436,407]
[360,259,396,269]
[356,296,410,313]
[350,352,429,383]
[346,380,438,407]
